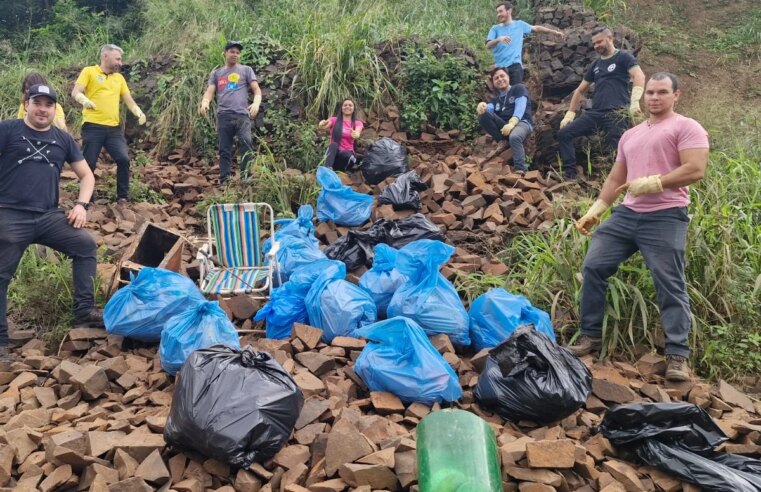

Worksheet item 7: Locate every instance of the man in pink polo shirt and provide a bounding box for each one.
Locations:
[568,72,709,382]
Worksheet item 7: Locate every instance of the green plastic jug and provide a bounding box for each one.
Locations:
[417,409,501,492]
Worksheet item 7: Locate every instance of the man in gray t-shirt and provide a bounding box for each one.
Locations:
[200,41,263,184]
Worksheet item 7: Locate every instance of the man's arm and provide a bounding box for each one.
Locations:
[72,83,96,109]
[67,159,95,228]
[121,93,147,125]
[559,79,591,128]
[628,66,646,116]
[531,25,564,38]
[599,158,629,204]
[568,79,591,113]
[576,157,628,235]
[615,148,709,196]
[486,37,510,49]
[200,84,216,116]
[248,80,262,118]
[661,148,709,188]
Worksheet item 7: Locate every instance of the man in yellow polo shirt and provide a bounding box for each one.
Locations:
[72,44,146,204]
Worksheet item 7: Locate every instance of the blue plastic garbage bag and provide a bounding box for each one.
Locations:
[305,262,377,342]
[254,284,307,339]
[105,268,205,343]
[263,205,326,282]
[358,244,406,318]
[354,317,462,405]
[160,301,241,375]
[254,259,346,340]
[470,288,555,351]
[387,240,470,346]
[316,166,373,226]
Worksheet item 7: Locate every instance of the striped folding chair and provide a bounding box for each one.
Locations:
[197,203,279,298]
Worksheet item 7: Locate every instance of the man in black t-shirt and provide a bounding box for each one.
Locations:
[0,84,101,369]
[556,27,646,179]
[477,67,534,172]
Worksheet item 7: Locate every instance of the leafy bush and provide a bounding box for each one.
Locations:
[398,45,481,136]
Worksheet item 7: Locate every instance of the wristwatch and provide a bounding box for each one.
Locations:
[75,201,92,210]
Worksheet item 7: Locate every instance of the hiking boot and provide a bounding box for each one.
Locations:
[0,345,12,372]
[73,309,104,328]
[665,355,691,382]
[567,335,602,357]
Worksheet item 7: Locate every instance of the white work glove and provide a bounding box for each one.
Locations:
[75,93,96,110]
[560,111,576,129]
[477,102,487,115]
[200,98,211,116]
[130,106,147,125]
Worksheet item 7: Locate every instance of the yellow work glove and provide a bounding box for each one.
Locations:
[615,175,663,197]
[248,94,262,118]
[130,106,146,125]
[575,199,610,236]
[560,111,575,129]
[200,97,211,116]
[351,128,361,140]
[501,117,519,137]
[630,86,644,118]
[476,102,487,115]
[74,93,96,110]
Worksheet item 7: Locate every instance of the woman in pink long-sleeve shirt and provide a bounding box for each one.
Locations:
[318,98,364,171]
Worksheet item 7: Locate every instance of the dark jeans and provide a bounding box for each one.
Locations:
[557,110,631,177]
[217,112,255,183]
[81,122,131,200]
[324,142,357,171]
[505,63,524,85]
[580,205,692,357]
[0,208,97,347]
[478,112,532,171]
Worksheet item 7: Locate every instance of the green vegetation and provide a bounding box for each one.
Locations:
[7,249,106,345]
[398,45,482,136]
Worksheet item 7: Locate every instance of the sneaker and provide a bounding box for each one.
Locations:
[73,308,104,328]
[665,355,691,382]
[567,335,602,357]
[116,198,129,208]
[0,345,12,372]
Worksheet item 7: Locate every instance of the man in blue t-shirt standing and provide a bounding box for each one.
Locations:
[477,67,534,172]
[200,41,263,185]
[557,27,646,179]
[0,84,101,370]
[486,1,564,84]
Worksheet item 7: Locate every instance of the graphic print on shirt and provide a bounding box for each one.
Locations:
[218,72,241,92]
[18,136,56,167]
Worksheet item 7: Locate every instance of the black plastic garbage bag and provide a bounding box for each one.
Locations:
[164,345,304,468]
[473,326,591,424]
[378,171,427,210]
[324,228,385,271]
[362,137,409,185]
[324,214,444,270]
[599,403,761,491]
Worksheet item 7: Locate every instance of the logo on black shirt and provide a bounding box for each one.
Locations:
[607,63,616,72]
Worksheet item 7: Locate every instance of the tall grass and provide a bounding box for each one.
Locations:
[490,150,761,378]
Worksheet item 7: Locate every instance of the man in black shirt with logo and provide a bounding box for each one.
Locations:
[557,27,646,179]
[477,67,534,172]
[0,84,101,369]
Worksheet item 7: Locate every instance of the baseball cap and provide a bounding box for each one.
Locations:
[224,41,244,51]
[27,84,58,103]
